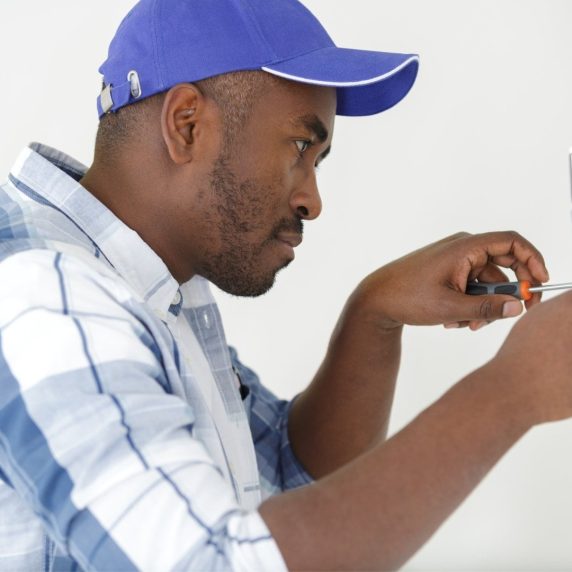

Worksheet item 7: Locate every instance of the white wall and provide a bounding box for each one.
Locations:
[2,1,572,569]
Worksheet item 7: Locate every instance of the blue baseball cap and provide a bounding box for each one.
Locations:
[97,0,419,118]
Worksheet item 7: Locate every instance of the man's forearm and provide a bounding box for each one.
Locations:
[288,294,403,478]
[261,361,532,571]
[287,231,551,480]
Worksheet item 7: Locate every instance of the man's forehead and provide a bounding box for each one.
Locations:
[268,80,336,131]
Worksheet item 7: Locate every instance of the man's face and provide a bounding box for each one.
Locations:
[188,80,336,296]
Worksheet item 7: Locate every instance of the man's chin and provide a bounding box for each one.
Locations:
[212,261,291,298]
[221,278,275,297]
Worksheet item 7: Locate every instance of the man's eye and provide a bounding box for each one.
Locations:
[295,140,310,154]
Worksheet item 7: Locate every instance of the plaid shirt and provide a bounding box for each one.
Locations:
[0,143,312,571]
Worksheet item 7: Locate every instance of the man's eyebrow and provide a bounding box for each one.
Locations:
[318,145,332,163]
[293,114,329,144]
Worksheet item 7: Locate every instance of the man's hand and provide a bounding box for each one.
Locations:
[351,231,549,331]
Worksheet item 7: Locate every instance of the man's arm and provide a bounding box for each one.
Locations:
[288,300,403,477]
[288,231,548,478]
[261,289,572,570]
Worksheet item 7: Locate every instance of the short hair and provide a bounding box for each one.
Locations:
[94,70,283,162]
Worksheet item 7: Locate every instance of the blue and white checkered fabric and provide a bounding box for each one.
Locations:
[0,143,312,571]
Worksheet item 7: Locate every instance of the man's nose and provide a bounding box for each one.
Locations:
[290,172,322,221]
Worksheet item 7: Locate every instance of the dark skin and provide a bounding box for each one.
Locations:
[81,78,572,570]
[82,82,333,294]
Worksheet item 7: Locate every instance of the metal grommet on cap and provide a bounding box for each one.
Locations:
[128,70,142,99]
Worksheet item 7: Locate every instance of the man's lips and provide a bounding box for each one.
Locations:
[276,232,303,248]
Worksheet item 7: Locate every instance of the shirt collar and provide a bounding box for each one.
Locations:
[11,143,183,321]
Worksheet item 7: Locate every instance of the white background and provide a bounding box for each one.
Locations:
[2,1,572,569]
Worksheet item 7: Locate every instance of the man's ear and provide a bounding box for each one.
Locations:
[160,83,215,165]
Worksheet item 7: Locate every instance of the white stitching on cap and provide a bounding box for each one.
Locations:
[261,55,419,87]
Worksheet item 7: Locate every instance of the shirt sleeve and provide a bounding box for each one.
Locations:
[229,347,314,498]
[0,249,287,572]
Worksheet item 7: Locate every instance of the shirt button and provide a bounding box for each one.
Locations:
[173,290,182,305]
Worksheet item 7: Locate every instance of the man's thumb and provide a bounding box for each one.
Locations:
[501,299,524,319]
[454,292,523,322]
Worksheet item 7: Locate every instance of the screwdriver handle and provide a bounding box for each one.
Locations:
[466,280,532,301]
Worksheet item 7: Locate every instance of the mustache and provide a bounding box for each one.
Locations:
[272,217,304,238]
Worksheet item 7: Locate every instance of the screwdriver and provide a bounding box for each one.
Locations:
[466,281,572,301]
[468,151,572,302]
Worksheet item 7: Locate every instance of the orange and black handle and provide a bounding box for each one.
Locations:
[465,280,532,301]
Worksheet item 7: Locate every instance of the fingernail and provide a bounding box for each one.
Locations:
[502,300,522,318]
[444,323,460,329]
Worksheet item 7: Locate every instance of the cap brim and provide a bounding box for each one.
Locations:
[262,47,419,116]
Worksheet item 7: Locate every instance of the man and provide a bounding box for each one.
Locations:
[0,0,571,570]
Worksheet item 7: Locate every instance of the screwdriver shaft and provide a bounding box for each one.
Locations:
[528,282,572,293]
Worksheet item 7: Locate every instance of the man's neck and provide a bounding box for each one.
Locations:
[79,159,191,285]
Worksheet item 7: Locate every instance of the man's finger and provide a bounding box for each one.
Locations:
[466,231,549,284]
[444,321,470,329]
[468,320,490,331]
[473,263,510,284]
[444,290,524,323]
